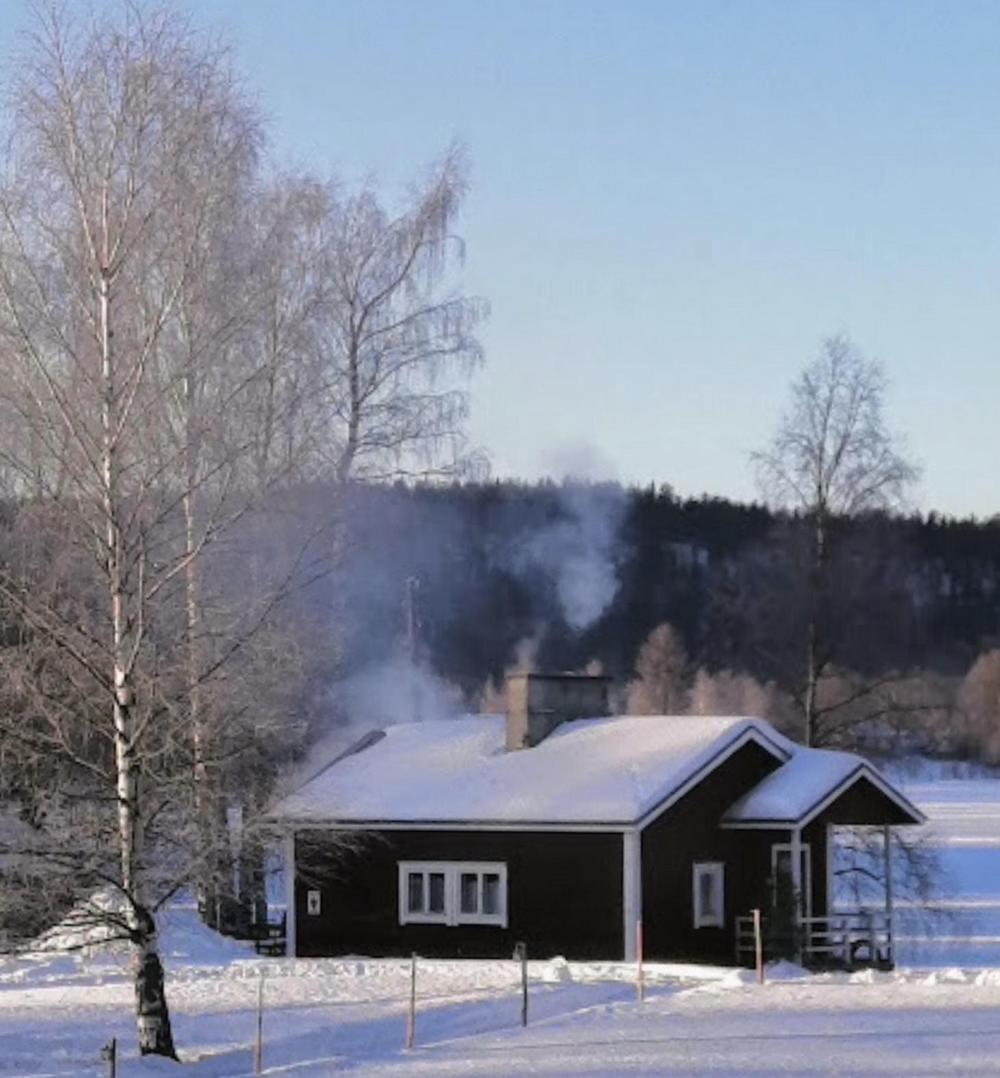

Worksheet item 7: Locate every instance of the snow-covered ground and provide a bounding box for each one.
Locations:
[5,760,1000,1075]
[5,946,1000,1076]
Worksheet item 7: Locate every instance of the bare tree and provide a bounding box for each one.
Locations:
[958,650,1000,763]
[0,3,271,1056]
[240,175,329,486]
[317,146,487,482]
[752,335,918,746]
[626,622,689,714]
[687,666,791,725]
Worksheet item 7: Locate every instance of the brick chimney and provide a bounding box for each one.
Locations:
[505,672,611,751]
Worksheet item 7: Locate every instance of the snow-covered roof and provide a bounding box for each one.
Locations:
[269,714,791,828]
[722,748,925,828]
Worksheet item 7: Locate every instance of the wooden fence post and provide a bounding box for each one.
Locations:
[515,941,528,1027]
[253,969,265,1075]
[100,1038,116,1078]
[752,907,764,985]
[636,919,645,1001]
[405,953,417,1050]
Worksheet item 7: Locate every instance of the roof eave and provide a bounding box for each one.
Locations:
[266,816,637,833]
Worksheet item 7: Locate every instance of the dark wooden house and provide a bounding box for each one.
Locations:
[269,674,923,967]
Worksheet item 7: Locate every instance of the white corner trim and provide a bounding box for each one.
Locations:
[283,831,296,959]
[622,830,642,960]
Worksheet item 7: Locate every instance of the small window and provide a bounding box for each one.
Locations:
[398,862,507,927]
[692,862,725,928]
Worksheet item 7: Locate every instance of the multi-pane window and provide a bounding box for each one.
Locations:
[406,869,446,918]
[398,862,507,927]
[692,862,725,928]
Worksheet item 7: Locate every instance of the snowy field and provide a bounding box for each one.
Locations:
[7,933,1000,1077]
[892,760,1000,967]
[5,761,1000,1076]
[6,944,1000,1076]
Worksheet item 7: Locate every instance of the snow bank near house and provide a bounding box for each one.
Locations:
[31,891,253,964]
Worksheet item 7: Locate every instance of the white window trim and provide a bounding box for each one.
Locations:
[398,861,508,928]
[692,861,725,928]
[399,863,450,925]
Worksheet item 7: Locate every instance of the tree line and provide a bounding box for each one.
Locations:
[325,472,1000,756]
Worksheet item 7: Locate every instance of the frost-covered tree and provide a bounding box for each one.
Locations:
[752,335,918,746]
[626,623,689,715]
[0,3,272,1056]
[317,145,487,482]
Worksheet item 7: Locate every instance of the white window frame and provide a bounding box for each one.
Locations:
[398,861,508,928]
[692,861,725,928]
[399,863,451,925]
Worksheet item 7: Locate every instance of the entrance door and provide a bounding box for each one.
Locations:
[771,843,812,919]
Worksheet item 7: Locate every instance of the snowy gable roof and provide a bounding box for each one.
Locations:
[721,748,925,829]
[269,714,791,828]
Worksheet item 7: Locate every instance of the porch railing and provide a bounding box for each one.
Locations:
[735,910,893,969]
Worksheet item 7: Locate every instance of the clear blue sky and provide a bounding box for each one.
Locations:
[6,1,1000,516]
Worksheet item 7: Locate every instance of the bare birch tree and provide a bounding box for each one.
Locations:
[752,335,918,746]
[625,622,689,714]
[0,3,269,1056]
[239,175,329,486]
[317,146,487,482]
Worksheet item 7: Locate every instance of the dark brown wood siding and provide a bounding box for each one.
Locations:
[294,828,624,959]
[640,740,784,963]
[811,775,915,826]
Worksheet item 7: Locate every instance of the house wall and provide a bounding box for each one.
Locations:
[294,828,624,959]
[640,740,785,963]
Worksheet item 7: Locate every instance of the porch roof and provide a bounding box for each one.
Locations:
[720,748,925,830]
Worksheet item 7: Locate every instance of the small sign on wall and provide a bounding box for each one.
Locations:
[306,889,321,916]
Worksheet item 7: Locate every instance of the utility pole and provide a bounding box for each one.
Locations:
[403,577,421,723]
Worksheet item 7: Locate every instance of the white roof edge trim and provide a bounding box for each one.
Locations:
[634,725,791,831]
[720,762,926,830]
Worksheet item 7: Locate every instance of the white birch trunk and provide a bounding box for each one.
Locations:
[100,210,176,1058]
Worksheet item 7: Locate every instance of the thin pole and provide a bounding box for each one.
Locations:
[752,907,764,985]
[518,941,528,1027]
[883,824,894,967]
[406,953,417,1050]
[636,919,645,1002]
[253,970,264,1075]
[102,1037,116,1078]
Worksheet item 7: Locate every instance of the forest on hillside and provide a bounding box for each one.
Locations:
[320,479,1000,760]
